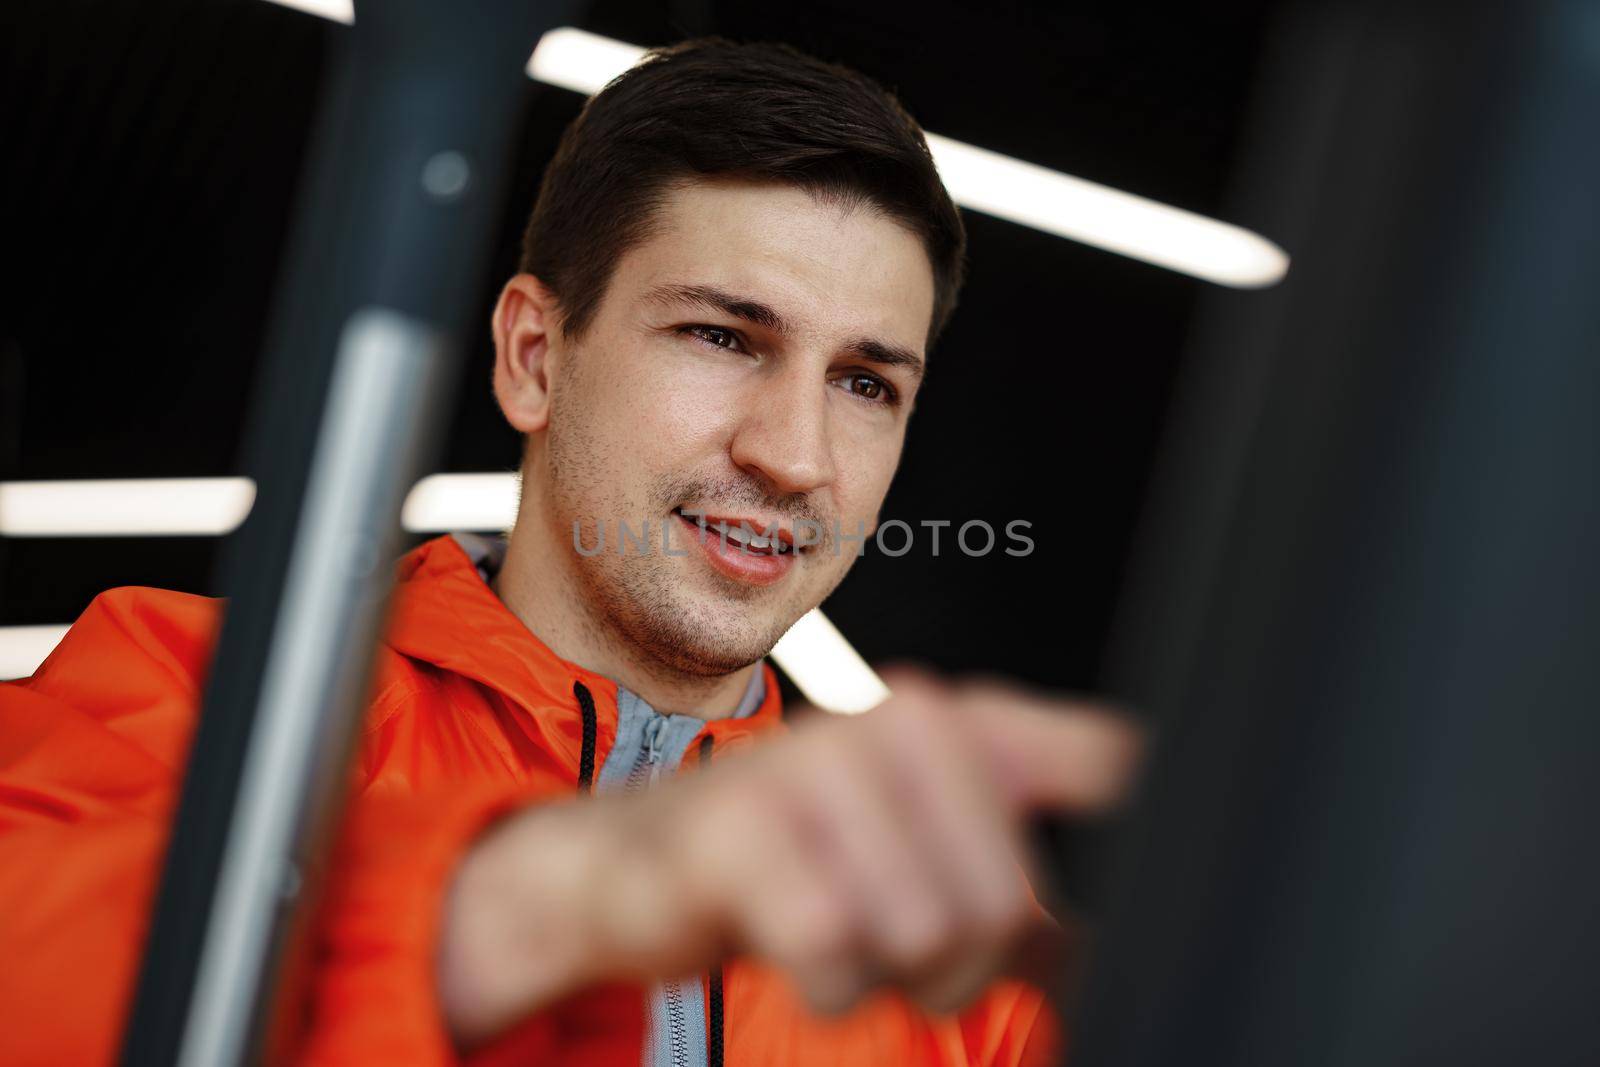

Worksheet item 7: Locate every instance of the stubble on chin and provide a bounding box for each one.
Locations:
[586,546,804,677]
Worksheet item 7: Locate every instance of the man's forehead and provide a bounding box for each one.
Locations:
[617,178,936,356]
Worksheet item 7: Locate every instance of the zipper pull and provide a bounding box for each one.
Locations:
[643,715,668,787]
[644,715,666,765]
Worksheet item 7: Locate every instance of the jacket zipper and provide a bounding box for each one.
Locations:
[627,710,693,1067]
[582,686,719,1067]
[625,713,670,793]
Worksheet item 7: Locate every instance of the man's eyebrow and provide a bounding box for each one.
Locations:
[646,282,926,381]
[842,337,926,381]
[645,283,790,335]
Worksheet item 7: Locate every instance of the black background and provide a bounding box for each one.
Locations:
[0,0,1281,691]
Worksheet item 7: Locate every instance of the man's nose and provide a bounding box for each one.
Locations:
[728,362,838,495]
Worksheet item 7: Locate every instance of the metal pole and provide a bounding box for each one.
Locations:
[1082,2,1600,1065]
[118,3,576,1064]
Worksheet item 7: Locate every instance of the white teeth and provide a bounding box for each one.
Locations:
[718,524,777,550]
[680,510,792,554]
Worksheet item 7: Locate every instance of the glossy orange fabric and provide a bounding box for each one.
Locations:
[0,534,1060,1066]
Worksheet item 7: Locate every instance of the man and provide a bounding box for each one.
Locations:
[0,38,1140,1066]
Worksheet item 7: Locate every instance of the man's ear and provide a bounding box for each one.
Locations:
[492,273,563,434]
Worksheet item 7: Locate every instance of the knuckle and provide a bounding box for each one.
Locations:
[785,900,855,966]
[798,961,871,1017]
[881,898,952,969]
[754,879,854,974]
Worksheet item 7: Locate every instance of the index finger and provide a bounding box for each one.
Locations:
[949,681,1144,816]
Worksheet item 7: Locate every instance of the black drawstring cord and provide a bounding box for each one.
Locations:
[573,680,597,794]
[699,734,725,1067]
[708,967,725,1067]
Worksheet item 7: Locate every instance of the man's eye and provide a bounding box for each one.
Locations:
[680,324,742,351]
[841,373,895,405]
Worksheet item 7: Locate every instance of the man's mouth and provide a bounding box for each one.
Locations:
[671,507,802,587]
[671,508,799,556]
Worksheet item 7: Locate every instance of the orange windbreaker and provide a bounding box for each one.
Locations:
[0,533,1060,1066]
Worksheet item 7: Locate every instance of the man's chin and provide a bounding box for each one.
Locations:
[642,586,806,674]
[632,620,781,678]
[602,550,835,675]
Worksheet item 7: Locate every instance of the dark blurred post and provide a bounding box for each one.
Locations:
[1082,2,1600,1066]
[117,3,576,1065]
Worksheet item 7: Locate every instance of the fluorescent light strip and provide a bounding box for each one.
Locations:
[272,0,351,24]
[770,609,892,715]
[0,624,70,680]
[0,474,524,536]
[0,478,256,537]
[401,472,520,532]
[259,2,1288,286]
[925,134,1287,287]
[527,26,646,94]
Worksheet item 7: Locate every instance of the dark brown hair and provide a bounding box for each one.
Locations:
[519,37,966,349]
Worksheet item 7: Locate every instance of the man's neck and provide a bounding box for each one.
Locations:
[490,518,757,720]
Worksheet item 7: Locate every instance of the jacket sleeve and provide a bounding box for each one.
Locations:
[294,778,573,1067]
[0,587,212,1066]
[0,588,574,1067]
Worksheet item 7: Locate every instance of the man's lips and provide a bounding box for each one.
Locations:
[672,508,801,553]
[672,508,798,587]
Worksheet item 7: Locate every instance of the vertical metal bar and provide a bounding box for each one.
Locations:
[118,3,576,1064]
[176,308,448,1067]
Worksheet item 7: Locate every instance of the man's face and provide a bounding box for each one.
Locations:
[536,177,935,676]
